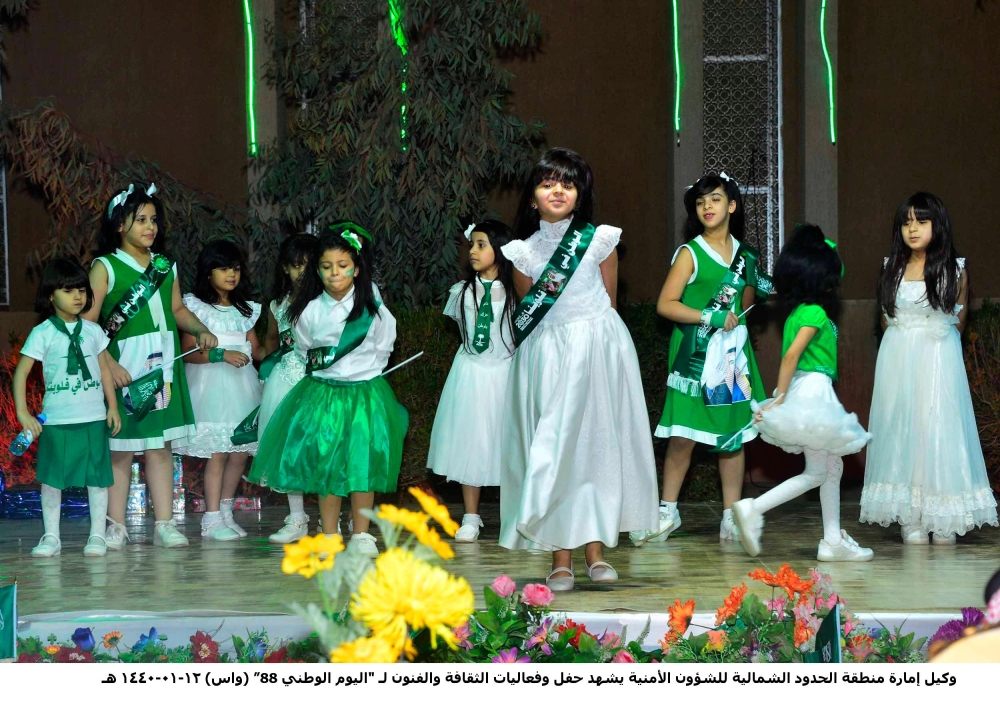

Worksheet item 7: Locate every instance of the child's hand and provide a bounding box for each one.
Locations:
[197,331,219,350]
[17,411,43,439]
[108,357,133,388]
[107,407,122,437]
[723,311,739,332]
[224,350,251,369]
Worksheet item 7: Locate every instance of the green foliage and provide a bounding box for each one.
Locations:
[253,0,544,306]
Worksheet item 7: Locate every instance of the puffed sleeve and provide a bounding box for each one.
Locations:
[501,240,533,277]
[443,282,466,322]
[589,224,622,263]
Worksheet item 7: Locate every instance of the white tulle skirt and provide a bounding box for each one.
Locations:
[177,358,262,457]
[755,371,871,456]
[500,308,659,552]
[258,353,307,439]
[428,350,511,487]
[860,320,998,536]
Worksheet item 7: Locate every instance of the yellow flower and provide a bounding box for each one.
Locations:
[282,533,344,578]
[351,548,473,648]
[329,634,400,663]
[412,521,455,560]
[408,487,459,536]
[44,645,60,655]
[377,504,431,534]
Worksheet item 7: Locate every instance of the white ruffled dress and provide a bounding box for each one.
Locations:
[498,219,658,552]
[176,295,262,457]
[258,297,307,439]
[860,261,998,535]
[428,278,514,487]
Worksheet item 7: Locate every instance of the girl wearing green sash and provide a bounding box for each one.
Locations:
[639,174,769,546]
[86,183,219,550]
[250,225,407,559]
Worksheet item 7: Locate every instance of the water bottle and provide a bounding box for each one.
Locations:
[10,413,47,456]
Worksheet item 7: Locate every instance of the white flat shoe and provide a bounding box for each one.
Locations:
[720,509,741,541]
[201,512,241,542]
[83,535,108,557]
[454,514,483,543]
[154,519,190,548]
[220,499,247,538]
[105,518,129,551]
[732,499,764,557]
[817,530,874,562]
[901,524,930,545]
[350,531,379,557]
[586,560,618,584]
[630,505,681,546]
[31,533,61,558]
[268,514,310,544]
[932,532,957,545]
[546,565,575,592]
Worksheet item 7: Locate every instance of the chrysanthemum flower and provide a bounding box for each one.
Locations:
[377,504,430,534]
[281,533,344,578]
[329,634,400,663]
[408,487,460,536]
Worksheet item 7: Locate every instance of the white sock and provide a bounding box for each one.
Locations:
[751,449,827,515]
[819,454,844,544]
[40,484,62,542]
[660,500,677,510]
[87,487,109,538]
[287,492,306,518]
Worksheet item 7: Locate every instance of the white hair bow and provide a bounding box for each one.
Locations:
[107,182,158,217]
[463,224,476,241]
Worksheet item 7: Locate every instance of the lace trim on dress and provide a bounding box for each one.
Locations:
[183,295,262,333]
[860,482,998,531]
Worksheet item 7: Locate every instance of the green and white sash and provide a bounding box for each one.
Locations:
[668,246,771,398]
[258,327,294,382]
[471,280,494,353]
[102,253,173,341]
[512,216,596,344]
[306,301,381,375]
[230,406,260,446]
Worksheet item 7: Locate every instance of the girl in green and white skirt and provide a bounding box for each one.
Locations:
[86,183,218,550]
[14,258,122,557]
[632,173,771,546]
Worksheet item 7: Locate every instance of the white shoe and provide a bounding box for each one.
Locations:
[817,530,874,562]
[720,509,741,541]
[153,519,190,548]
[268,514,310,544]
[454,514,483,543]
[105,518,129,551]
[630,505,681,546]
[201,512,241,542]
[901,524,930,545]
[318,517,346,535]
[586,560,618,584]
[31,533,61,558]
[546,565,575,592]
[83,535,108,557]
[350,531,379,557]
[732,499,764,556]
[220,499,247,538]
[932,532,957,545]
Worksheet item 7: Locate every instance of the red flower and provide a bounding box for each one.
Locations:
[264,646,288,663]
[17,652,43,663]
[555,618,593,648]
[189,631,220,663]
[54,647,94,663]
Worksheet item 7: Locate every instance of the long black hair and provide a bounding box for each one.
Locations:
[287,223,379,326]
[683,174,745,241]
[192,240,254,318]
[35,257,94,322]
[878,192,960,317]
[774,224,842,318]
[513,147,595,240]
[96,183,167,256]
[458,220,516,354]
[272,234,320,304]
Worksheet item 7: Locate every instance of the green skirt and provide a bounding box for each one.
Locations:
[249,375,408,497]
[655,325,767,446]
[36,420,114,490]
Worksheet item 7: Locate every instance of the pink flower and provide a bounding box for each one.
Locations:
[525,618,553,655]
[842,619,854,637]
[453,623,473,651]
[490,575,516,598]
[521,583,555,608]
[765,594,789,616]
[492,647,530,663]
[598,631,621,649]
[611,649,635,663]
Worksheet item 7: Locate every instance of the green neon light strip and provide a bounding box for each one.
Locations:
[243,0,258,156]
[820,0,836,144]
[388,1,409,151]
[672,0,681,133]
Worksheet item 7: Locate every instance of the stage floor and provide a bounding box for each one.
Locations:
[2,494,998,617]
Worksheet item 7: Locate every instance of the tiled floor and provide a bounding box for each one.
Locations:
[1,495,997,616]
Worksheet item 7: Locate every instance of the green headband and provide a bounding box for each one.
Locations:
[330,222,373,252]
[825,238,845,278]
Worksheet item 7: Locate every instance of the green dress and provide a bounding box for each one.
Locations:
[95,250,196,451]
[655,236,767,447]
[782,304,838,380]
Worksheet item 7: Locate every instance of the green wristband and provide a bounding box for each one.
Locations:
[208,347,226,363]
[702,309,729,329]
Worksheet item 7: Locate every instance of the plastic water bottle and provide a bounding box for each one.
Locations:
[10,413,47,456]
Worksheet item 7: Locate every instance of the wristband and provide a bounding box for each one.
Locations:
[702,308,729,329]
[208,348,226,363]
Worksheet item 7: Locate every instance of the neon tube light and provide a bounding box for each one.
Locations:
[388,1,409,151]
[672,0,681,135]
[820,0,836,144]
[243,0,258,156]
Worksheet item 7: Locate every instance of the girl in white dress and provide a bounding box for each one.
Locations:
[261,235,322,544]
[500,148,658,590]
[178,240,263,541]
[428,220,516,542]
[860,192,998,543]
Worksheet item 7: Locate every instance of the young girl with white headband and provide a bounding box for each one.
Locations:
[427,220,517,542]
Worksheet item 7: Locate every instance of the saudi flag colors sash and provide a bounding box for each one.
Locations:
[258,328,294,382]
[512,217,596,344]
[102,254,173,341]
[306,302,381,375]
[471,280,494,353]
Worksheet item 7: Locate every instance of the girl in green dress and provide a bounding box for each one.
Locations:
[633,173,770,546]
[85,183,218,550]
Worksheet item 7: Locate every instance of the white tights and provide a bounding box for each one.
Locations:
[287,491,305,518]
[40,484,109,541]
[751,449,844,544]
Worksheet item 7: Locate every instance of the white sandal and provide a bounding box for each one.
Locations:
[586,560,618,583]
[546,565,575,592]
[31,533,61,558]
